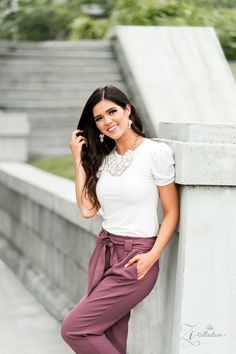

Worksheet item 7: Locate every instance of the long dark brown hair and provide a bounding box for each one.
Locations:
[77,85,145,210]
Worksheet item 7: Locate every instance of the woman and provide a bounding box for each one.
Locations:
[61,85,179,354]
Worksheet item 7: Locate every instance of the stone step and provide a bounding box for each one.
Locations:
[0,100,84,109]
[0,72,122,82]
[1,106,81,113]
[31,119,79,130]
[0,89,97,101]
[0,81,126,91]
[0,64,119,74]
[26,112,79,127]
[0,40,127,157]
[0,40,111,50]
[1,110,80,128]
[0,49,113,59]
[29,126,73,146]
[0,57,117,66]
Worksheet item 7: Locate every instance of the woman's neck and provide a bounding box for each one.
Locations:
[115,131,140,155]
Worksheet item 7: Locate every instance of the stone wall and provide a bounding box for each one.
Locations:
[0,162,101,319]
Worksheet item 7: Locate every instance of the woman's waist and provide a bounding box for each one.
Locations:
[97,227,157,250]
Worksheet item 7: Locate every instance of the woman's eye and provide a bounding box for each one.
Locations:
[95,117,102,122]
[109,109,116,115]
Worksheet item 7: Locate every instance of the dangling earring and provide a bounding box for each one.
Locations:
[128,118,132,129]
[99,133,104,143]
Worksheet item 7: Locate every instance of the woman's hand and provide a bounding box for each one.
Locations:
[124,251,159,280]
[70,129,88,162]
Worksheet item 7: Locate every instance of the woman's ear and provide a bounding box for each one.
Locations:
[125,103,131,116]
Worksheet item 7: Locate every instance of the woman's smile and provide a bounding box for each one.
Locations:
[107,124,118,132]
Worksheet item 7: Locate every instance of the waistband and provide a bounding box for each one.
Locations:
[97,228,157,251]
[87,228,157,295]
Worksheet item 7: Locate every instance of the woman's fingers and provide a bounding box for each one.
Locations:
[70,130,88,160]
[71,129,84,139]
[124,255,139,268]
[71,130,87,143]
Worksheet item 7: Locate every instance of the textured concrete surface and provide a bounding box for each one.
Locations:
[173,185,236,354]
[112,26,236,138]
[0,258,71,354]
[158,122,236,186]
[0,112,30,162]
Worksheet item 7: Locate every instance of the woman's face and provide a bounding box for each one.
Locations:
[93,99,131,140]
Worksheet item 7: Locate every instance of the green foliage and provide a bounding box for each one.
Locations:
[0,0,78,41]
[29,155,75,180]
[0,0,235,59]
[80,0,116,17]
[211,9,236,60]
[69,16,110,40]
[176,0,236,7]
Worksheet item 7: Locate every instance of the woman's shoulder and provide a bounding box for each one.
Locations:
[144,138,174,155]
[146,139,175,185]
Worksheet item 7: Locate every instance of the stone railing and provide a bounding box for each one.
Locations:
[0,162,101,320]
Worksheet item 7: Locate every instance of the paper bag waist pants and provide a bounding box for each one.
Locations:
[61,227,160,354]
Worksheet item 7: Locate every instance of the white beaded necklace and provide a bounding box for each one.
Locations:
[107,134,139,176]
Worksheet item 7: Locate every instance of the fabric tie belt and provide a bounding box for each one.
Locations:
[87,228,156,295]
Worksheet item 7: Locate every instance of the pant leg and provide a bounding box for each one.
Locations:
[105,311,131,354]
[61,248,159,354]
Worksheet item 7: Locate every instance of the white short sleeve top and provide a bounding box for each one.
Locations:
[96,138,175,237]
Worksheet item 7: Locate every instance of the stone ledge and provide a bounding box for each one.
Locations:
[158,122,236,144]
[156,122,236,186]
[0,162,102,235]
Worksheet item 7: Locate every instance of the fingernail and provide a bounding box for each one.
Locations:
[124,264,128,268]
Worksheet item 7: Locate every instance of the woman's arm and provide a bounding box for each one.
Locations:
[149,182,179,261]
[70,129,98,218]
[73,159,99,218]
[125,182,179,280]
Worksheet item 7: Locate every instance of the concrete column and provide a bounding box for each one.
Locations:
[158,122,236,354]
[0,112,30,161]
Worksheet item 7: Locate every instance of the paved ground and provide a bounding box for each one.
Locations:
[0,259,72,354]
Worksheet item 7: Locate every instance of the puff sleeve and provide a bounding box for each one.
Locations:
[150,142,175,186]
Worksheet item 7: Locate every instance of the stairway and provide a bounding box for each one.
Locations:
[0,41,127,159]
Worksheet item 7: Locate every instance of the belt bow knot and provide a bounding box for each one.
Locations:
[87,229,118,295]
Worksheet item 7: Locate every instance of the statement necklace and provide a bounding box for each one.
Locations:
[107,134,139,176]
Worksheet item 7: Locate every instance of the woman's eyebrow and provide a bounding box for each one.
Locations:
[94,107,117,119]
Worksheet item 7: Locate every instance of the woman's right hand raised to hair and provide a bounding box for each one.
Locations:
[70,129,88,163]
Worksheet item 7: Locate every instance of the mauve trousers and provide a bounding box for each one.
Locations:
[61,228,159,354]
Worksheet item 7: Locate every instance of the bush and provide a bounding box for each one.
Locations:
[110,0,236,60]
[0,1,77,41]
[69,16,110,40]
[211,9,236,59]
[0,0,235,60]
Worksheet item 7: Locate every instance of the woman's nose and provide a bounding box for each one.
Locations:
[104,115,112,125]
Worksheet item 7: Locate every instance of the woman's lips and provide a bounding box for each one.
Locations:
[107,125,118,132]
